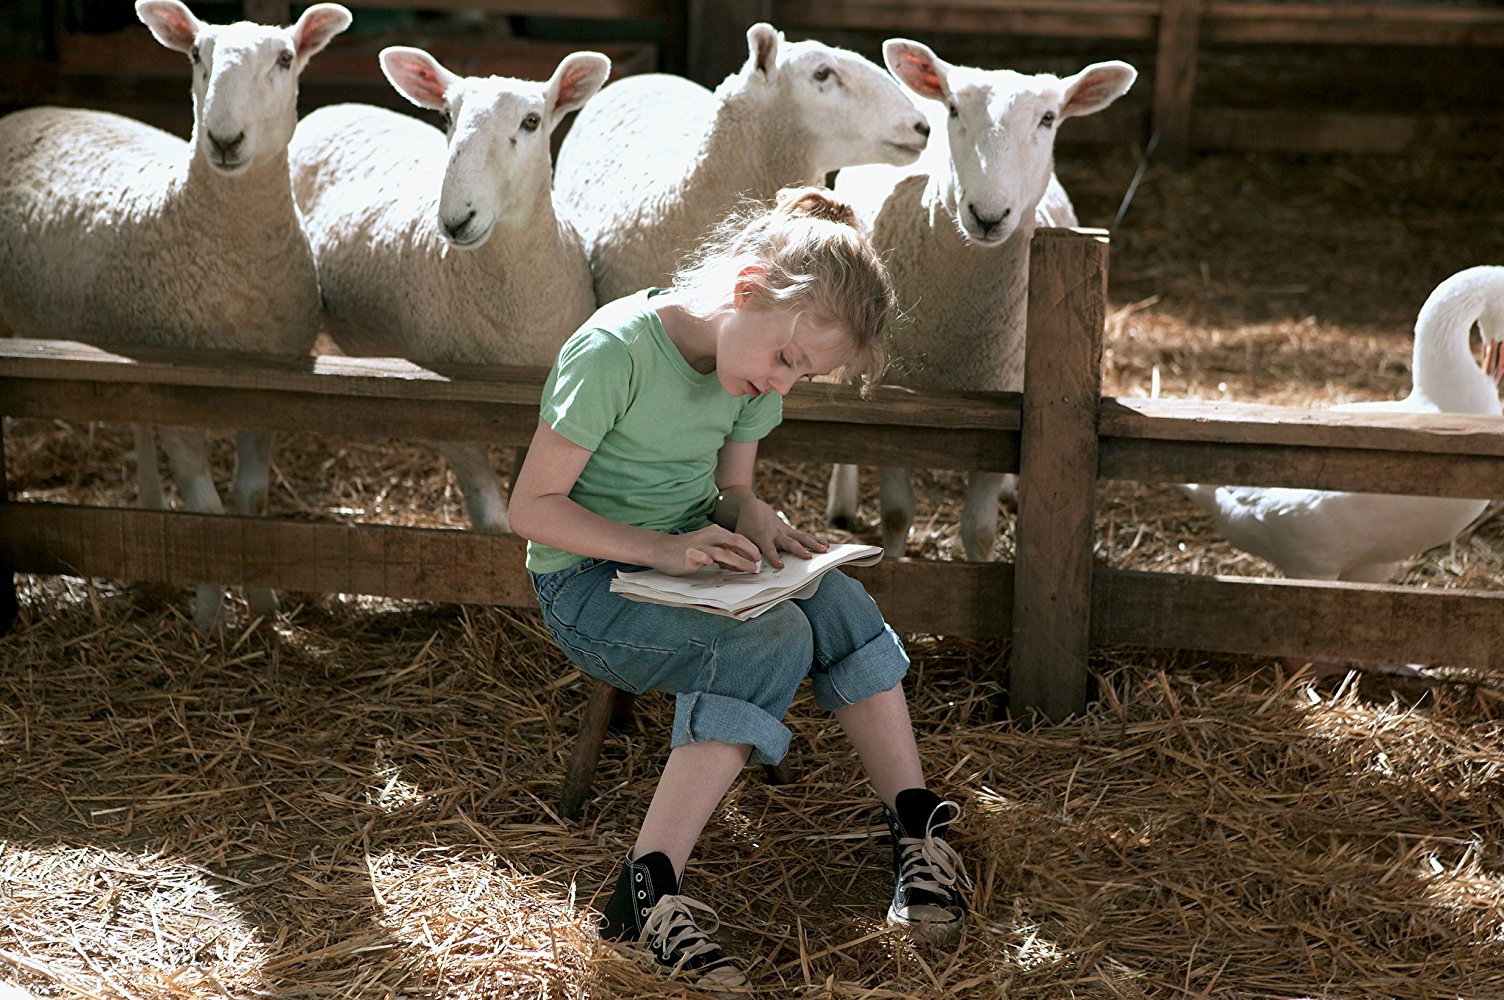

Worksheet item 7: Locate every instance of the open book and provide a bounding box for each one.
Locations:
[609,543,884,620]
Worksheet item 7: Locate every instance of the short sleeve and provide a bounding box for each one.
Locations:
[727,390,782,443]
[539,329,633,451]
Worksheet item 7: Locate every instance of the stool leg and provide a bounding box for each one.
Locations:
[609,690,637,730]
[762,758,795,786]
[561,679,619,821]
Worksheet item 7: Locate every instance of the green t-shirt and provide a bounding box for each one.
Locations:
[526,288,784,574]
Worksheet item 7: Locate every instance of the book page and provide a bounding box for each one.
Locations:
[612,543,882,613]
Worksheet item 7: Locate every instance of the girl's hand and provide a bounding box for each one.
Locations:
[734,496,828,570]
[654,524,764,576]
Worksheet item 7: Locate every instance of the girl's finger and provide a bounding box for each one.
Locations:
[712,542,761,574]
[787,528,827,552]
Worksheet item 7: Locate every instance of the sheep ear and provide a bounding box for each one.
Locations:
[291,3,351,67]
[746,22,780,79]
[546,52,611,126]
[1059,60,1137,120]
[380,46,459,112]
[883,38,949,103]
[136,0,201,55]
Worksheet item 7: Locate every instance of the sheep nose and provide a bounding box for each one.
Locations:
[967,203,1011,235]
[208,130,244,158]
[914,120,931,139]
[443,209,477,241]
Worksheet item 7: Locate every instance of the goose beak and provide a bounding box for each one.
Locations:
[1485,340,1504,386]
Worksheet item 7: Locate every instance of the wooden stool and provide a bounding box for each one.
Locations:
[560,678,796,820]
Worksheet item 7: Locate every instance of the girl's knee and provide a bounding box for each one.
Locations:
[738,601,815,661]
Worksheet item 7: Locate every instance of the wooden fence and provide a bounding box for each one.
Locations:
[3,228,1503,720]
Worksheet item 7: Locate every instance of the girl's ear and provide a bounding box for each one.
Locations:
[733,266,765,308]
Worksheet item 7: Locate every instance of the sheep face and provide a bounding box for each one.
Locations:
[884,39,1136,246]
[742,24,930,177]
[382,47,610,250]
[137,0,350,175]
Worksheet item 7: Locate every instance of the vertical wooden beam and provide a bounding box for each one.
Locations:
[0,421,15,633]
[1152,0,1204,165]
[1009,228,1109,721]
[243,1,292,26]
[686,0,771,88]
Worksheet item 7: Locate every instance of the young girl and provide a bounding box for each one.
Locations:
[509,187,969,990]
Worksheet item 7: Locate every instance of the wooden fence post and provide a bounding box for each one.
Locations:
[1152,0,1204,164]
[0,419,15,633]
[1010,228,1109,721]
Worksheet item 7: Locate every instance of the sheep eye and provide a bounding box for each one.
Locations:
[277,50,294,69]
[521,112,542,132]
[190,44,201,64]
[948,103,958,119]
[1040,111,1056,128]
[813,66,832,83]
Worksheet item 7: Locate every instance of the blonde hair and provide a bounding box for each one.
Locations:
[671,186,896,387]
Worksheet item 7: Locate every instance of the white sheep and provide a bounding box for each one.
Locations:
[553,22,932,304]
[289,47,610,534]
[0,0,351,627]
[827,40,1136,561]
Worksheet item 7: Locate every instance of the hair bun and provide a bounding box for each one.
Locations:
[775,185,859,228]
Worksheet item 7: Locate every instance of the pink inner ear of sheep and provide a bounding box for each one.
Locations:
[1061,64,1137,119]
[293,6,350,60]
[385,51,452,109]
[138,1,200,53]
[555,68,594,105]
[886,44,946,100]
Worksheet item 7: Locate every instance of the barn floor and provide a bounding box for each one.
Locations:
[4,144,1504,999]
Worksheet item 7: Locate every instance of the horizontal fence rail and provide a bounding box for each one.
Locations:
[3,229,1503,717]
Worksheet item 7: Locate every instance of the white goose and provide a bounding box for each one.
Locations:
[1184,265,1504,583]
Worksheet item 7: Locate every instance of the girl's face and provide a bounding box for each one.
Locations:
[716,303,853,399]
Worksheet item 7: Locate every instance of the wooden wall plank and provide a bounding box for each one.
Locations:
[1100,398,1504,455]
[1099,439,1504,499]
[1193,109,1504,156]
[1204,1,1504,47]
[0,340,1017,431]
[1093,568,1504,671]
[1010,229,1110,720]
[242,0,290,25]
[0,502,1006,635]
[0,503,535,607]
[776,0,1160,40]
[762,421,1020,474]
[847,558,1014,638]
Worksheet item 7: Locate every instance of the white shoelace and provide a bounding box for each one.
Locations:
[638,893,733,973]
[896,799,973,897]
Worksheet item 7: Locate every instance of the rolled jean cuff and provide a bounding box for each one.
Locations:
[673,691,792,766]
[811,623,910,712]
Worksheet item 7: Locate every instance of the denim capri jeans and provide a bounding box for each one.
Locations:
[531,557,910,766]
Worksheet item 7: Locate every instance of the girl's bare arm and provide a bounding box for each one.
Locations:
[510,420,763,575]
[712,440,828,569]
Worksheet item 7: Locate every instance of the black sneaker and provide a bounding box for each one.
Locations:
[599,850,747,993]
[883,788,971,944]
